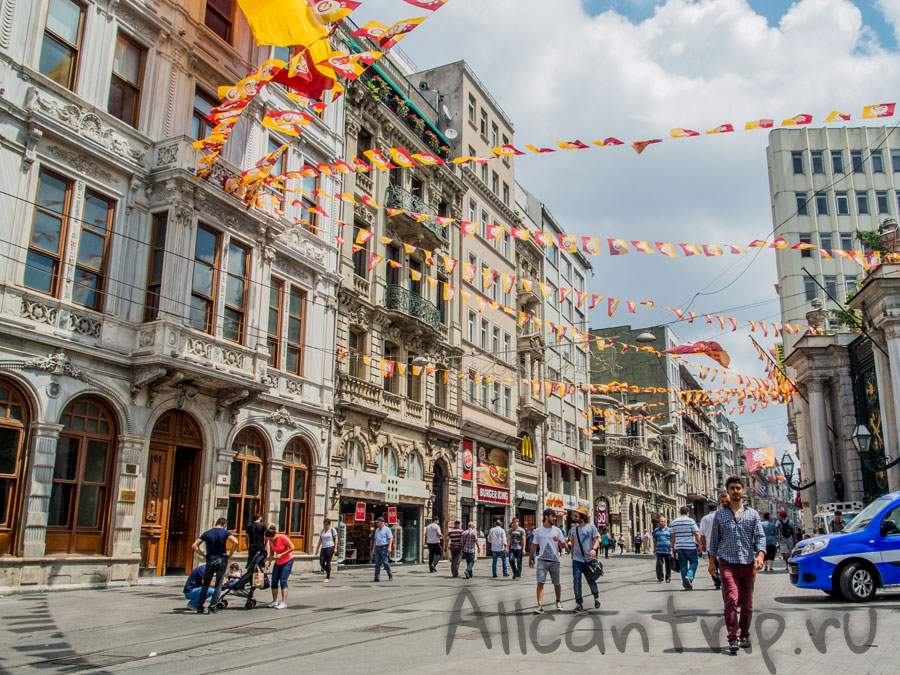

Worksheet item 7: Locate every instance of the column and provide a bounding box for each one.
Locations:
[267,458,285,533]
[110,435,147,560]
[808,379,835,504]
[20,422,63,559]
[797,395,817,521]
[882,326,900,491]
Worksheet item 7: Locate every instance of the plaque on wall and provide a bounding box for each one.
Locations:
[119,490,137,503]
[215,497,229,509]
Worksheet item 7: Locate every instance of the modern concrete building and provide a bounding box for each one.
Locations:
[0,0,342,591]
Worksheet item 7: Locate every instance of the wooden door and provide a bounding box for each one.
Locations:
[140,444,174,572]
[164,447,200,575]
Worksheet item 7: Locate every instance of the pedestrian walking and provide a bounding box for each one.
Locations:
[600,530,610,559]
[700,493,728,590]
[190,517,238,615]
[633,533,642,554]
[488,518,509,577]
[761,513,778,572]
[830,510,845,534]
[568,506,601,611]
[371,517,394,582]
[314,518,338,583]
[652,516,673,583]
[182,563,214,609]
[461,521,478,578]
[776,510,796,568]
[265,525,295,609]
[425,516,443,573]
[708,475,766,654]
[670,506,701,590]
[529,508,567,614]
[618,536,625,554]
[448,520,464,577]
[507,518,525,580]
[641,530,650,554]
[245,513,267,572]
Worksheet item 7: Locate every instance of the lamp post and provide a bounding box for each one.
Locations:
[851,423,900,472]
[779,453,816,491]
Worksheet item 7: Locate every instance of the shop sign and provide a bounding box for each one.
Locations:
[462,440,474,482]
[518,433,534,462]
[545,492,565,513]
[354,501,366,521]
[476,445,509,489]
[596,499,608,527]
[515,489,538,504]
[387,506,397,525]
[563,494,578,511]
[477,484,510,504]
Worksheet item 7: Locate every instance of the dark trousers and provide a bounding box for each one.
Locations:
[198,557,227,611]
[247,547,266,571]
[428,543,442,571]
[509,549,523,578]
[720,561,757,642]
[655,552,673,581]
[450,546,463,576]
[464,551,476,575]
[320,547,335,579]
[603,545,610,559]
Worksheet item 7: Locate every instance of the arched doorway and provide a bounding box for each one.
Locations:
[228,427,266,549]
[279,437,313,552]
[0,378,31,556]
[432,460,448,526]
[141,411,203,575]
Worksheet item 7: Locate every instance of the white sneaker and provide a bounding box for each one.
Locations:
[555,601,563,611]
[267,601,278,608]
[276,602,287,610]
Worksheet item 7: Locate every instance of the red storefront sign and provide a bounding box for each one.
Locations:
[462,439,474,482]
[477,484,510,504]
[387,507,397,524]
[354,502,366,521]
[596,510,608,527]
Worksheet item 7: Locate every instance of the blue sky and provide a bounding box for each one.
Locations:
[584,0,898,47]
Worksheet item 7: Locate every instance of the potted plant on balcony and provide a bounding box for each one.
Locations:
[408,114,425,135]
[439,145,454,161]
[367,75,386,102]
[423,130,440,151]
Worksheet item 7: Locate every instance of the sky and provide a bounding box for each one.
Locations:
[347,0,900,462]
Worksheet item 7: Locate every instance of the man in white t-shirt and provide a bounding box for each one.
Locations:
[425,516,443,573]
[699,493,727,590]
[487,519,509,577]
[528,508,567,613]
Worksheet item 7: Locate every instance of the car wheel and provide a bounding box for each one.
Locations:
[839,563,877,602]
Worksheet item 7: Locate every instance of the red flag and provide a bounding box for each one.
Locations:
[608,239,629,255]
[663,341,731,368]
[352,21,389,40]
[401,0,448,9]
[863,103,895,119]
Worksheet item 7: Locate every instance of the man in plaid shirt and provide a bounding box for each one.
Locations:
[708,476,766,655]
[460,522,479,579]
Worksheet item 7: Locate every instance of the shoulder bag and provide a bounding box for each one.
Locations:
[576,527,604,581]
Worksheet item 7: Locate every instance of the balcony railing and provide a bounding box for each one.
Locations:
[385,285,441,332]
[384,184,446,241]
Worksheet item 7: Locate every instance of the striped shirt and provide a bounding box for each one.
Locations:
[461,529,478,554]
[708,504,766,565]
[448,527,464,548]
[669,516,699,550]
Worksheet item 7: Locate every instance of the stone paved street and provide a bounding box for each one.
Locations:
[0,554,896,674]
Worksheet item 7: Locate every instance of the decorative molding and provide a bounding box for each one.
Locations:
[156,143,178,167]
[21,297,57,326]
[130,366,167,402]
[264,406,302,429]
[0,0,16,49]
[66,311,102,338]
[47,145,116,184]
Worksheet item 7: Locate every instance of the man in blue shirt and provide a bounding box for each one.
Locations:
[708,476,766,654]
[370,517,394,582]
[182,564,214,609]
[670,506,701,590]
[190,518,238,615]
[651,517,673,583]
[761,512,778,572]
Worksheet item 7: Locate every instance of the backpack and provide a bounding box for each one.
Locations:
[779,520,794,539]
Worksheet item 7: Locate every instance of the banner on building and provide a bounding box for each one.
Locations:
[744,447,776,473]
[462,440,474,482]
[354,501,366,521]
[476,445,508,488]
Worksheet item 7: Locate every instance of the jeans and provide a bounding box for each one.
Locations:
[655,552,673,581]
[428,543,443,571]
[450,546,463,577]
[572,559,599,605]
[271,559,293,588]
[320,547,334,579]
[508,549,523,578]
[464,551,476,575]
[677,548,699,587]
[184,586,214,608]
[198,557,227,611]
[491,551,508,576]
[373,545,392,580]
[720,561,757,641]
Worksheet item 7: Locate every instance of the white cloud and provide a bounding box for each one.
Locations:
[876,0,900,43]
[350,0,899,453]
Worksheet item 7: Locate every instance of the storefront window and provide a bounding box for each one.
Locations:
[342,439,365,470]
[0,379,28,556]
[279,438,312,551]
[377,447,398,476]
[228,428,266,547]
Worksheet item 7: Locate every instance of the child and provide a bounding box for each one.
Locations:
[224,562,242,588]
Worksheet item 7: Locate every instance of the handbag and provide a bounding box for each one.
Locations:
[575,526,604,581]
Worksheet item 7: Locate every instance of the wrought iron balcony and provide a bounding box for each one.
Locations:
[384,184,446,241]
[385,284,441,332]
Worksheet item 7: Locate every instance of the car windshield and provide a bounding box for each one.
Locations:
[842,499,891,533]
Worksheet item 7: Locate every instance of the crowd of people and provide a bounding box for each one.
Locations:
[184,475,795,655]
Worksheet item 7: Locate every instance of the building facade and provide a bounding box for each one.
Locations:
[0,0,342,591]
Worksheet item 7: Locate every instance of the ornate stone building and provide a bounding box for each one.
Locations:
[0,0,341,591]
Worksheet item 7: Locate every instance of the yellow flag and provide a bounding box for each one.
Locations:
[237,0,328,47]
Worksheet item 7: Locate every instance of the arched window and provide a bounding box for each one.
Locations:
[47,397,117,554]
[0,379,29,555]
[228,428,266,546]
[376,446,398,476]
[341,439,365,470]
[405,452,423,481]
[280,438,312,551]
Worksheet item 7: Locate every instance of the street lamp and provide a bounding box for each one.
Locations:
[851,424,872,456]
[779,453,816,491]
[851,423,900,472]
[635,331,657,343]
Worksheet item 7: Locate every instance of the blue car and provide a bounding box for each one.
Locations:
[789,491,900,601]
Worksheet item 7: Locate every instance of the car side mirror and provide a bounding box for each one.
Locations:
[881,520,900,538]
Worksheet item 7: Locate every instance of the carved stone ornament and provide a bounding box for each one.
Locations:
[25,350,85,380]
[21,298,57,326]
[264,406,302,429]
[47,146,116,184]
[130,366,167,402]
[368,416,382,440]
[156,144,178,167]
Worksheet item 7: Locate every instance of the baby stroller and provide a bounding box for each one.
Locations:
[216,550,268,610]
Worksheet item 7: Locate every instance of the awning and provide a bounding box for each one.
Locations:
[545,456,582,480]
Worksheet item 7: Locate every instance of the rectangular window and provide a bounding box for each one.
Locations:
[820,232,833,251]
[502,230,511,259]
[492,325,501,352]
[856,192,870,215]
[851,150,864,173]
[481,317,489,350]
[267,278,283,368]
[468,198,478,223]
[892,149,900,172]
[504,386,511,418]
[876,190,890,214]
[845,275,858,296]
[799,233,812,258]
[467,310,476,343]
[107,32,144,128]
[352,224,369,279]
[357,129,372,156]
[204,0,233,42]
[481,377,489,408]
[491,123,498,147]
[824,275,838,300]
[804,276,817,302]
[468,94,476,122]
[492,382,500,414]
[191,89,217,140]
[73,191,114,310]
[835,192,850,215]
[143,213,167,322]
[491,171,499,195]
[299,174,318,233]
[468,370,476,403]
[503,332,511,363]
[791,151,804,175]
[872,150,885,173]
[480,109,488,136]
[189,226,219,333]
[547,244,556,265]
[25,170,71,297]
[383,344,398,394]
[480,162,488,184]
[39,0,85,90]
[502,182,510,206]
[796,192,809,215]
[840,232,853,251]
[407,356,421,402]
[222,241,249,343]
[286,287,305,375]
[348,329,364,379]
[815,192,828,215]
[831,150,844,174]
[811,151,825,174]
[595,455,606,477]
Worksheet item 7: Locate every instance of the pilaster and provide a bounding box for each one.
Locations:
[19,422,63,559]
[110,435,147,558]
